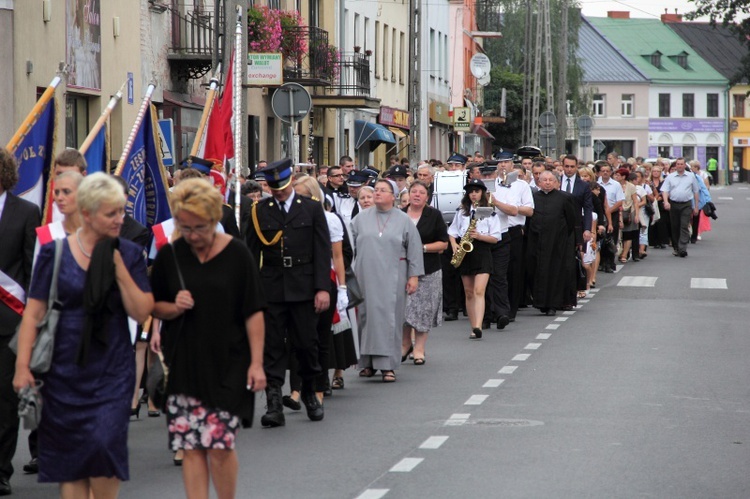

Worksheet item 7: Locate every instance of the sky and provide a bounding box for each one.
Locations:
[579,0,710,21]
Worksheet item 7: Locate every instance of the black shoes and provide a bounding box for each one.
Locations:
[540,308,556,316]
[301,390,324,422]
[481,320,491,330]
[444,310,458,321]
[496,316,510,330]
[470,327,483,339]
[401,345,414,362]
[282,395,301,411]
[0,477,10,496]
[680,251,688,257]
[23,457,38,474]
[261,385,286,428]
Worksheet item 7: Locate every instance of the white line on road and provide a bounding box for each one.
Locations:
[465,394,489,405]
[578,299,590,303]
[356,489,389,499]
[498,366,518,374]
[690,278,727,289]
[563,310,576,315]
[419,436,449,450]
[739,187,749,190]
[588,288,600,293]
[483,379,505,387]
[525,343,541,350]
[614,264,624,273]
[546,324,560,330]
[512,353,531,361]
[536,333,551,340]
[618,276,658,287]
[554,317,568,322]
[718,196,734,200]
[390,458,424,472]
[445,413,470,426]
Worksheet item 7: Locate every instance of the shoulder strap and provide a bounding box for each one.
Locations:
[49,238,63,306]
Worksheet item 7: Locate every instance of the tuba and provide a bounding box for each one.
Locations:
[450,201,479,268]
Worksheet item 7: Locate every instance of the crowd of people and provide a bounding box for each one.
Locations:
[0,143,716,498]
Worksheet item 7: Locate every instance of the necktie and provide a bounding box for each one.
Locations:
[566,178,572,193]
[279,200,286,215]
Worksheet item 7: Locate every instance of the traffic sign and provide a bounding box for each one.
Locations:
[594,140,606,154]
[271,83,312,124]
[157,119,174,167]
[580,135,592,148]
[577,115,593,130]
[539,111,556,127]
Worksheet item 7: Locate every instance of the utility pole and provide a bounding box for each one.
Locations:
[556,0,569,156]
[522,0,532,144]
[531,0,542,146]
[408,0,421,165]
[543,0,554,114]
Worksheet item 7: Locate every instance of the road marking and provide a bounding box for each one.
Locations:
[618,276,658,287]
[512,353,531,361]
[356,489,389,499]
[420,436,449,450]
[390,458,423,472]
[574,304,583,309]
[690,278,727,289]
[554,317,568,322]
[588,288,600,293]
[525,343,541,350]
[718,196,734,200]
[536,333,551,340]
[739,187,749,190]
[578,299,590,303]
[563,310,576,315]
[546,324,560,330]
[483,379,505,388]
[445,413,470,426]
[465,394,489,405]
[498,366,517,374]
[614,264,624,273]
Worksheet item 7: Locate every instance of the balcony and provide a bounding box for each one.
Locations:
[312,52,380,109]
[280,26,335,87]
[168,7,221,80]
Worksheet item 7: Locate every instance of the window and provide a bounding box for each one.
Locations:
[592,94,605,117]
[682,93,694,117]
[354,13,360,48]
[733,94,746,117]
[658,94,671,117]
[391,27,397,82]
[374,21,380,78]
[364,17,369,52]
[621,94,634,117]
[682,146,695,161]
[308,0,320,27]
[65,95,89,149]
[650,51,662,68]
[383,24,389,80]
[676,53,688,69]
[658,145,671,158]
[430,29,436,79]
[707,94,719,117]
[400,32,406,84]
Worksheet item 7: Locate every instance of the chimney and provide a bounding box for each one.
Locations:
[607,11,630,19]
[661,8,683,23]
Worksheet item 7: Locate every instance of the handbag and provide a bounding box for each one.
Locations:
[17,381,44,430]
[644,202,655,217]
[9,238,63,374]
[147,244,185,409]
[345,266,364,308]
[621,209,632,226]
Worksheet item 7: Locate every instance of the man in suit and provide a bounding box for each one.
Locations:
[561,154,594,247]
[246,159,331,427]
[0,148,41,495]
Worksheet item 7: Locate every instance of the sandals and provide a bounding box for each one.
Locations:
[577,291,587,299]
[359,367,375,378]
[413,357,426,366]
[401,345,414,363]
[382,370,396,383]
[619,258,628,263]
[331,376,344,390]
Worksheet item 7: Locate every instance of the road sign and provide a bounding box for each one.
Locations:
[539,111,556,127]
[580,135,592,148]
[271,83,312,124]
[157,119,174,168]
[453,106,471,131]
[470,53,492,79]
[577,114,593,130]
[594,140,606,155]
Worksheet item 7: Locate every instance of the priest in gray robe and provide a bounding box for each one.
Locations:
[351,179,424,382]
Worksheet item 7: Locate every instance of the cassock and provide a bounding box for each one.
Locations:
[350,206,424,371]
[526,189,576,311]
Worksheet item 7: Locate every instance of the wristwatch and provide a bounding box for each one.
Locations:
[423,245,427,253]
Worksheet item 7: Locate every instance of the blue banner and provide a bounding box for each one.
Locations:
[83,125,108,173]
[118,105,171,228]
[13,100,56,209]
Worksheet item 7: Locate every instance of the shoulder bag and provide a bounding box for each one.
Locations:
[9,238,64,374]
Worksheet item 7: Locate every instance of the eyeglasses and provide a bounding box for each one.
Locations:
[176,223,213,235]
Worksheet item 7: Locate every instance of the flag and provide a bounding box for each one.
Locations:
[118,104,171,228]
[202,55,235,167]
[12,98,56,210]
[83,125,109,174]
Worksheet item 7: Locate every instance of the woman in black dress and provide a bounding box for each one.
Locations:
[150,178,266,499]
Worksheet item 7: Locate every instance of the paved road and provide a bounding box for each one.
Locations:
[11,185,750,498]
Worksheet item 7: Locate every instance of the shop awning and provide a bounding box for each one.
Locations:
[355,120,397,151]
[387,126,408,138]
[471,124,495,140]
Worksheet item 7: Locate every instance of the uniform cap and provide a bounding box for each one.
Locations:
[465,178,488,191]
[179,156,213,174]
[385,165,408,178]
[257,158,294,190]
[447,153,469,164]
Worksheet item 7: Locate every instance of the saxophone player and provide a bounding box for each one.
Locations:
[447,179,504,340]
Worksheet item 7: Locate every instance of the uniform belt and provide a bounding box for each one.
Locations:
[263,255,314,267]
[508,225,524,235]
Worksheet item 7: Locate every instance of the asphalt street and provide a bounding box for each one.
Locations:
[11,184,750,499]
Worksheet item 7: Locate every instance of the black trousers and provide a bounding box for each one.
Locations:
[601,212,620,269]
[441,249,463,313]
[506,226,525,319]
[669,201,693,253]
[484,238,511,322]
[264,301,322,388]
[0,336,37,480]
[690,212,700,242]
[289,286,336,393]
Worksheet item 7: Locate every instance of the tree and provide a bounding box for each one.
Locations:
[483,69,526,147]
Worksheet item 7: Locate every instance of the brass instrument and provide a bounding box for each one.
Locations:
[450,201,479,268]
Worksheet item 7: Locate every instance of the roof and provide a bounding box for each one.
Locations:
[667,22,748,83]
[586,16,727,86]
[577,16,649,83]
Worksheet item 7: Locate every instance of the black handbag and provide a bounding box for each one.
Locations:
[644,202,655,217]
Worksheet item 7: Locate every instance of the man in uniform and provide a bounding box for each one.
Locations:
[385,164,409,195]
[247,159,331,427]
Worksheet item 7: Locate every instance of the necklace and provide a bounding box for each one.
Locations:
[376,209,394,238]
[75,228,92,258]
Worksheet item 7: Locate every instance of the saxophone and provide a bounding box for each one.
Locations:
[450,202,479,268]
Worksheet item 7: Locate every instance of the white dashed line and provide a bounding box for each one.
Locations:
[554,317,568,322]
[483,379,505,388]
[563,310,576,315]
[420,436,449,450]
[356,489,389,499]
[445,413,470,426]
[614,265,624,273]
[618,276,658,287]
[739,187,749,190]
[525,343,541,350]
[718,196,734,200]
[390,458,423,472]
[578,299,590,303]
[690,278,727,289]
[512,353,531,361]
[545,324,560,330]
[498,366,518,374]
[588,288,600,293]
[536,333,551,340]
[465,394,489,405]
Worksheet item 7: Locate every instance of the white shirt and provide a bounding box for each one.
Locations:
[0,191,7,221]
[598,178,625,207]
[562,174,577,194]
[279,190,295,212]
[494,177,534,228]
[447,208,504,241]
[324,211,344,243]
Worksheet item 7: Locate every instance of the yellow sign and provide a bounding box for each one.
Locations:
[453,107,471,131]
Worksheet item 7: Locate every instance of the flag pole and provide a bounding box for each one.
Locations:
[115,83,156,176]
[6,74,62,154]
[189,64,222,158]
[79,80,127,154]
[233,5,243,231]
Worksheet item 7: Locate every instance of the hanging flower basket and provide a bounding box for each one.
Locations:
[247,6,282,53]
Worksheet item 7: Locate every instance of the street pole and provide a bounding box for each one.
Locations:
[408,0,420,165]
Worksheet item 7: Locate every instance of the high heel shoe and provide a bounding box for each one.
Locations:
[173,451,183,466]
[130,405,141,419]
[148,409,161,417]
[401,345,414,362]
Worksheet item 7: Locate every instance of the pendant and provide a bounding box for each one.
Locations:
[378,232,382,237]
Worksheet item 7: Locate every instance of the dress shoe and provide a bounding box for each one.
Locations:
[603,267,614,273]
[0,477,10,496]
[496,315,510,330]
[679,251,688,257]
[260,385,286,428]
[545,308,557,316]
[301,390,324,422]
[23,457,38,474]
[282,395,301,411]
[444,310,458,321]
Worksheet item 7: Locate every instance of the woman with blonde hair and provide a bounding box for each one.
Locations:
[150,178,266,499]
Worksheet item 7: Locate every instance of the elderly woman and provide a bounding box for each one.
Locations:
[402,181,449,364]
[357,185,374,211]
[351,179,423,383]
[615,168,640,263]
[150,178,266,499]
[13,173,153,498]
